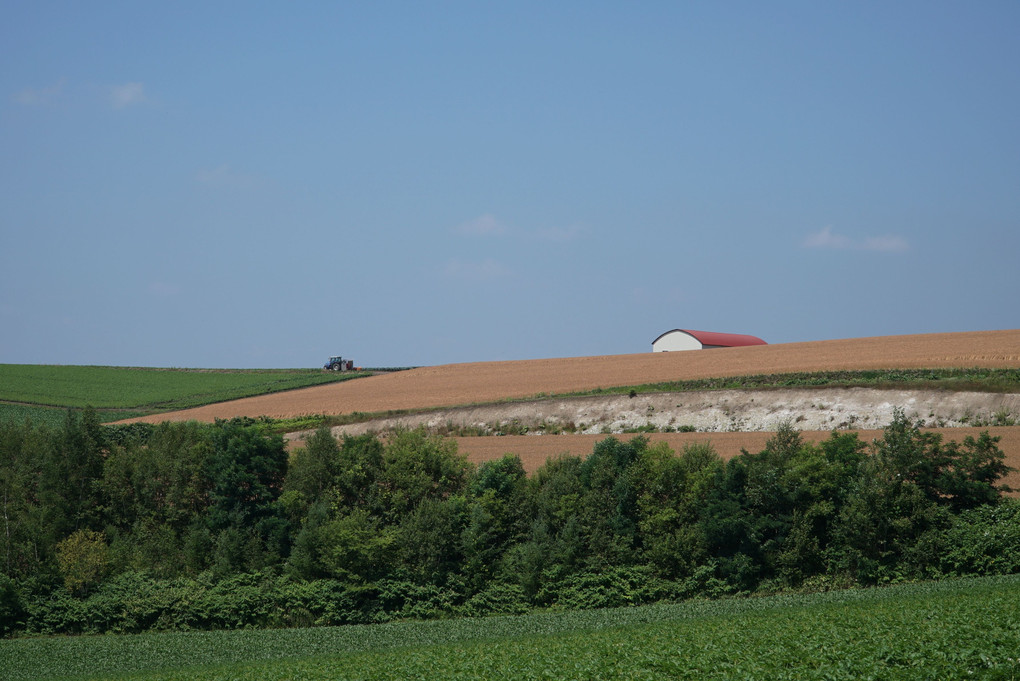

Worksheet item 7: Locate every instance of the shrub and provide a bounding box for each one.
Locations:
[938,499,1020,577]
[460,582,529,616]
[0,573,24,636]
[55,529,109,594]
[549,566,680,610]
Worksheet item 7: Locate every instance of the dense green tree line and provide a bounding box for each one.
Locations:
[0,409,1016,636]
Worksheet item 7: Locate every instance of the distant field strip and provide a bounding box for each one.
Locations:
[4,575,1018,680]
[0,365,361,410]
[126,330,1020,423]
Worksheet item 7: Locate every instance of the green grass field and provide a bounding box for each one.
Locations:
[589,367,1020,397]
[3,364,1017,429]
[3,575,1019,680]
[0,364,369,424]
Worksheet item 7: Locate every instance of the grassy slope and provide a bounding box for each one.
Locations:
[3,575,1018,680]
[3,365,1017,430]
[597,367,1020,396]
[0,365,370,424]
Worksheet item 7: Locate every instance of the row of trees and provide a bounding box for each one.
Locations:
[0,409,1016,635]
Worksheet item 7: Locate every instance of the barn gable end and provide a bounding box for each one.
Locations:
[652,329,767,352]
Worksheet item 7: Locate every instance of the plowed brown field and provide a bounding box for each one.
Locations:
[128,330,1020,487]
[129,330,1020,423]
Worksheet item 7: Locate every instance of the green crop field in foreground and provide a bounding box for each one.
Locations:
[0,364,367,423]
[4,575,1019,680]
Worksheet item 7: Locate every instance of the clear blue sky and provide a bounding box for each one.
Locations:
[3,2,1018,368]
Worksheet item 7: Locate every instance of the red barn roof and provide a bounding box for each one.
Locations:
[653,329,767,348]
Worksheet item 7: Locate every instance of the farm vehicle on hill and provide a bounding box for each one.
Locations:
[324,356,355,372]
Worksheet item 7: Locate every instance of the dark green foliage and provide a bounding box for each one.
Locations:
[6,576,1020,680]
[0,420,50,578]
[376,429,470,521]
[191,422,290,577]
[575,437,644,567]
[461,455,528,591]
[873,409,1011,510]
[937,499,1020,576]
[13,571,461,636]
[316,509,397,583]
[102,422,156,447]
[283,427,340,505]
[319,433,384,513]
[633,442,719,580]
[397,496,467,587]
[42,409,107,539]
[205,421,287,531]
[459,581,529,616]
[549,565,680,609]
[282,428,474,586]
[103,421,211,577]
[0,409,1016,637]
[939,431,1013,509]
[828,443,950,582]
[0,573,24,636]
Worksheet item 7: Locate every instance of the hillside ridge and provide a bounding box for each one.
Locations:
[125,329,1020,423]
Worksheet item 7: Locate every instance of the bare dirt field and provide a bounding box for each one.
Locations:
[309,387,1020,490]
[130,330,1020,487]
[130,330,1020,423]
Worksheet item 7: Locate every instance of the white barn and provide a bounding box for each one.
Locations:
[652,329,767,352]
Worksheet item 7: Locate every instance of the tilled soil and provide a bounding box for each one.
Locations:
[125,330,1020,423]
[294,388,1020,490]
[123,329,1020,488]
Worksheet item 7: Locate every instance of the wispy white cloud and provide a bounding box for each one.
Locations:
[442,258,512,281]
[13,78,65,105]
[453,214,505,237]
[803,226,909,253]
[803,225,852,249]
[110,82,147,108]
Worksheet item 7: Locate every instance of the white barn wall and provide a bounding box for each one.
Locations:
[652,330,703,352]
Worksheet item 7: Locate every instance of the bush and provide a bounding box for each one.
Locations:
[938,499,1020,577]
[373,580,460,621]
[548,566,681,610]
[0,573,24,636]
[460,582,529,616]
[55,529,109,594]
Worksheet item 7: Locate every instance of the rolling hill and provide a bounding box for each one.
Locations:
[125,329,1020,422]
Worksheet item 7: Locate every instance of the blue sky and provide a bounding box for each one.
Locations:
[2,2,1018,368]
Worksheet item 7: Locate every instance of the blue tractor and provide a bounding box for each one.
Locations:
[325,356,354,371]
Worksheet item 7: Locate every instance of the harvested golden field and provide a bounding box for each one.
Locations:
[134,330,1020,488]
[131,330,1020,423]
